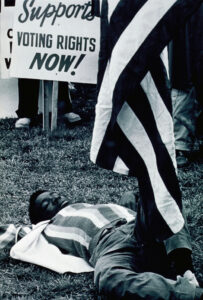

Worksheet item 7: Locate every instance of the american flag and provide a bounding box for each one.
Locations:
[90,0,202,241]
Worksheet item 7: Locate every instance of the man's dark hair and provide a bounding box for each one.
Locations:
[29,190,47,224]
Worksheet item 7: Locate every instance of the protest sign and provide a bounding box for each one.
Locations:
[0,0,15,78]
[10,0,100,83]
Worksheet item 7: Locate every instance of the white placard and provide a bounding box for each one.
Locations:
[10,0,100,83]
[0,0,14,78]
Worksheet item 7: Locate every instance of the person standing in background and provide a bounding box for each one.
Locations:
[169,3,203,167]
[15,79,81,128]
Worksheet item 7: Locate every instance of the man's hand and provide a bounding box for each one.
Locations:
[183,270,199,287]
[0,224,17,260]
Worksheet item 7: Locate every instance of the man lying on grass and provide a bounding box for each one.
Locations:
[0,190,202,299]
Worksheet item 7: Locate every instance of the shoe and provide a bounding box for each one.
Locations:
[15,118,31,128]
[64,112,81,123]
[176,150,189,167]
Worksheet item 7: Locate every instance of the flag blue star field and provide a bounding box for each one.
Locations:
[90,0,202,241]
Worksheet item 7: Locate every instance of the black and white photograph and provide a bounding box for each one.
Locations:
[0,0,202,299]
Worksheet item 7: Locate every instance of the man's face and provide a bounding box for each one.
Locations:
[34,191,69,220]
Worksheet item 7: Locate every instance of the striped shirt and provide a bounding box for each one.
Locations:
[0,204,135,263]
[43,203,135,262]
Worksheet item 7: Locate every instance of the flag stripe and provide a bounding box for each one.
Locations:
[58,209,110,228]
[140,71,177,169]
[126,86,181,203]
[108,0,177,95]
[113,123,175,240]
[107,204,136,223]
[94,121,118,170]
[113,156,129,175]
[148,57,172,114]
[117,102,183,232]
[44,226,91,249]
[108,0,148,38]
[99,0,202,123]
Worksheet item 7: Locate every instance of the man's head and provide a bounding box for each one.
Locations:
[29,190,69,224]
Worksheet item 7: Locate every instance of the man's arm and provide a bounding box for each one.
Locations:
[0,224,32,259]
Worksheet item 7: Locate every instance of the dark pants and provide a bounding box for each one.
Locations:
[16,79,72,119]
[91,217,195,299]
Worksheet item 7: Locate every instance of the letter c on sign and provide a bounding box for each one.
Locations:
[7,29,13,39]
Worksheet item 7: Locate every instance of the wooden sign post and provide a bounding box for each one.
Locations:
[42,80,58,132]
[51,81,58,132]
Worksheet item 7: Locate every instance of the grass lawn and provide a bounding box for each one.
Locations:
[0,92,202,299]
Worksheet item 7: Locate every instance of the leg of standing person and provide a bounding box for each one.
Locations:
[193,69,203,155]
[58,81,81,124]
[172,88,198,167]
[15,78,40,128]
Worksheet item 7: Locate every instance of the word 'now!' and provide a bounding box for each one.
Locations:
[29,53,86,75]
